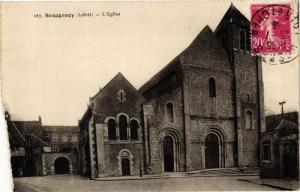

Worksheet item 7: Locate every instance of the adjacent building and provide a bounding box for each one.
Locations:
[42,126,80,175]
[79,4,266,178]
[6,111,80,177]
[260,112,299,179]
[6,112,47,177]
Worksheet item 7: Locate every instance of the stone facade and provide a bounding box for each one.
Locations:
[6,113,46,177]
[260,119,299,179]
[80,73,144,178]
[42,126,80,175]
[79,4,265,178]
[42,152,79,175]
[6,112,80,177]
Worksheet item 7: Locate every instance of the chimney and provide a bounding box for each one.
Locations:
[38,116,42,125]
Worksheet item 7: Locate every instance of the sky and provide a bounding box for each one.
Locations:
[1,0,299,126]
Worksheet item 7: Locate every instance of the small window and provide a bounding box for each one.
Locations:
[117,90,126,103]
[166,103,174,123]
[119,115,128,140]
[62,135,68,142]
[262,140,271,161]
[108,119,117,140]
[130,120,139,140]
[73,145,78,151]
[245,111,253,129]
[52,135,58,142]
[51,145,59,152]
[209,78,216,97]
[72,135,78,142]
[151,90,156,99]
[240,30,246,51]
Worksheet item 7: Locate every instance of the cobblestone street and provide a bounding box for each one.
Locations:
[14,175,279,191]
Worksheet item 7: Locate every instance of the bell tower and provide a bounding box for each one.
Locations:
[214,4,266,167]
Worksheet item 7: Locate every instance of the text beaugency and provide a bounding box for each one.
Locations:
[43,12,120,18]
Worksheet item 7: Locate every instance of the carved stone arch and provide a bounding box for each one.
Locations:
[104,116,117,141]
[117,149,134,176]
[52,155,73,174]
[159,127,182,142]
[53,155,72,166]
[116,113,130,123]
[104,116,116,124]
[200,126,227,143]
[117,113,130,140]
[159,128,181,172]
[129,117,141,140]
[200,126,227,169]
[129,117,140,124]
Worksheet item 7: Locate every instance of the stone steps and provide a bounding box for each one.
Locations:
[187,167,259,176]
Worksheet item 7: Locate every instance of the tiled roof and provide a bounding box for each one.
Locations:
[90,72,144,102]
[43,125,80,133]
[138,57,180,93]
[275,119,298,132]
[8,120,48,147]
[266,112,298,130]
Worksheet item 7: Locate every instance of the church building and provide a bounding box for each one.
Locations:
[79,4,265,178]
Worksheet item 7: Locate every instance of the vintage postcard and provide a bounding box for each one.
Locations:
[0,0,299,191]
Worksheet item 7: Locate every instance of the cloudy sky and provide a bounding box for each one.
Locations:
[1,0,298,125]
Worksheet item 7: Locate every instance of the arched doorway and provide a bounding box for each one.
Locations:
[54,157,70,174]
[118,150,132,176]
[163,135,175,172]
[205,133,219,169]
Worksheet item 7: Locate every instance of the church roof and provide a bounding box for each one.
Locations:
[139,25,229,94]
[90,72,144,102]
[214,4,250,34]
[138,56,181,93]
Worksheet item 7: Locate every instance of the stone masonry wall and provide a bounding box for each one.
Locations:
[42,152,79,175]
[144,70,185,174]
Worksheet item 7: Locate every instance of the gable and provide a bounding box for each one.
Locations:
[214,4,250,34]
[139,26,230,94]
[8,120,46,147]
[181,25,231,71]
[91,73,144,122]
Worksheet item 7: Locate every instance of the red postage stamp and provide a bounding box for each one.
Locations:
[251,4,292,54]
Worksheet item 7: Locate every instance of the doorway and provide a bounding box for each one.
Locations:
[163,135,174,172]
[283,142,297,178]
[54,157,70,174]
[121,158,130,176]
[205,133,219,169]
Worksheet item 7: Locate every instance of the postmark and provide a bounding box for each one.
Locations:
[250,4,298,64]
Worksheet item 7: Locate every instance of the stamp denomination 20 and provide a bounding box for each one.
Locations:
[251,4,291,54]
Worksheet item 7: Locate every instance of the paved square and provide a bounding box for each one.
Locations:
[14,175,278,191]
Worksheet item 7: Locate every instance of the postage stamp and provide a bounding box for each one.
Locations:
[251,4,292,54]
